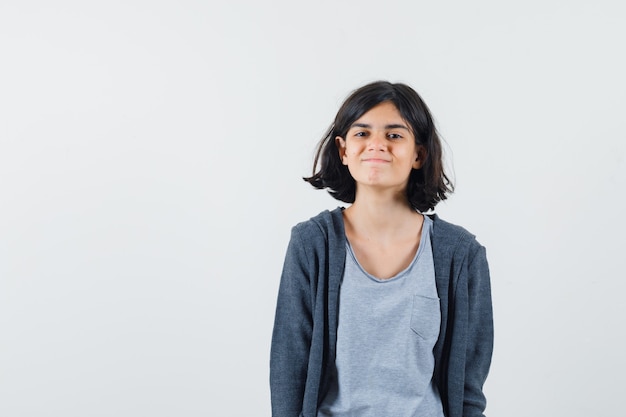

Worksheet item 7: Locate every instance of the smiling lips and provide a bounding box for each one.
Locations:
[362,157,391,163]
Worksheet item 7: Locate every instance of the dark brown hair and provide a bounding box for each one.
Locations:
[304,80,453,212]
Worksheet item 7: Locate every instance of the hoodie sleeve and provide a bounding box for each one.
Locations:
[463,243,494,417]
[270,226,314,417]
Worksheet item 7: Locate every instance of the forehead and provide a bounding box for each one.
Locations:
[350,101,409,128]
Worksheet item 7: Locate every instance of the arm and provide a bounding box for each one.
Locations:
[270,227,314,417]
[463,244,494,417]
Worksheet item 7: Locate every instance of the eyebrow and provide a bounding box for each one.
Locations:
[350,122,410,130]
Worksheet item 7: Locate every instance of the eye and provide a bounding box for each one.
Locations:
[354,131,368,137]
[387,133,403,139]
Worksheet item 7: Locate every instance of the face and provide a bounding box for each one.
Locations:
[336,101,425,194]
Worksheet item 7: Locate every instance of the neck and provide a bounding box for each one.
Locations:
[344,186,421,238]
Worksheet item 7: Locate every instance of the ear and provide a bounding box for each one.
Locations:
[335,136,348,165]
[412,145,426,169]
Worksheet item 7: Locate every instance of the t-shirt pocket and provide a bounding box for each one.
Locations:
[410,295,441,341]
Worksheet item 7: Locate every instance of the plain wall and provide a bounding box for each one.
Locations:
[1,0,625,415]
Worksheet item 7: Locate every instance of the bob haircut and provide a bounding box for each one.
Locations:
[304,81,453,212]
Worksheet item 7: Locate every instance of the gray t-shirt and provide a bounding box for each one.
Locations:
[318,216,445,417]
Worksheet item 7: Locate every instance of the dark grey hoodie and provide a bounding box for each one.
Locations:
[270,208,493,417]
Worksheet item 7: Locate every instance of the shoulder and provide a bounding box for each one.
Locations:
[428,213,484,257]
[291,207,345,244]
[284,208,347,273]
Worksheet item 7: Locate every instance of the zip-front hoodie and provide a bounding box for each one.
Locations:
[270,208,493,417]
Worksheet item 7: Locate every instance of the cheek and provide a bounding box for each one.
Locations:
[343,148,357,160]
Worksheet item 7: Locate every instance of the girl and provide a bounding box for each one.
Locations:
[270,81,493,417]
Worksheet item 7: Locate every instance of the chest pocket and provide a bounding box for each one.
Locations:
[410,295,441,341]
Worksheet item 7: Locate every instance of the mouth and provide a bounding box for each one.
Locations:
[362,158,391,163]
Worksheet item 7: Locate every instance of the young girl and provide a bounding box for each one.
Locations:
[270,81,493,417]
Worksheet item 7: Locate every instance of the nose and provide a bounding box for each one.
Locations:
[367,131,387,151]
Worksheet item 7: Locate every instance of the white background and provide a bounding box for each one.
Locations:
[1,1,625,416]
